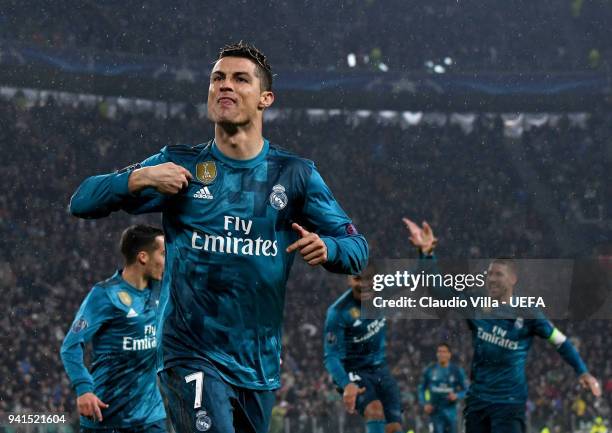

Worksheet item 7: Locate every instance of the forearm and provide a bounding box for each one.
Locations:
[321,234,368,275]
[557,339,588,375]
[60,344,94,395]
[324,356,351,389]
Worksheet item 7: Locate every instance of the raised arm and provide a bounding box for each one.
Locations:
[70,150,192,219]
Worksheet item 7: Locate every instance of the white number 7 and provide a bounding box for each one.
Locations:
[185,372,204,409]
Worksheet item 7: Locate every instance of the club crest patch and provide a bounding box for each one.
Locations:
[196,161,217,185]
[195,410,212,431]
[118,291,132,307]
[269,184,288,210]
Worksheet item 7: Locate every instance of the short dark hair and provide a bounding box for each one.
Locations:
[216,41,273,91]
[120,225,164,265]
[491,258,518,276]
[437,342,451,351]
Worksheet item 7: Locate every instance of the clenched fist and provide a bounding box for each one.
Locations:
[129,162,193,195]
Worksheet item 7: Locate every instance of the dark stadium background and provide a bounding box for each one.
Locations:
[0,1,611,432]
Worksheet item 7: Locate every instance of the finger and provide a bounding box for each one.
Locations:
[286,237,311,253]
[94,404,103,422]
[304,248,324,262]
[291,223,309,237]
[98,398,109,409]
[423,221,432,234]
[179,167,193,180]
[307,256,326,266]
[180,175,189,189]
[300,240,321,256]
[402,217,415,227]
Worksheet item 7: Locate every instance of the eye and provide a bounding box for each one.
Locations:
[237,76,248,82]
[212,76,222,82]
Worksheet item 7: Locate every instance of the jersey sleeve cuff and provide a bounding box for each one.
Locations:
[75,382,94,396]
[321,237,339,264]
[111,170,133,198]
[337,376,351,389]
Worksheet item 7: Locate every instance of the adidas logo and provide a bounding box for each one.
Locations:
[126,308,138,318]
[194,187,213,200]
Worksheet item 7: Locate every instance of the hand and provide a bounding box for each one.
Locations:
[77,392,109,422]
[424,404,434,415]
[129,162,193,195]
[343,383,366,414]
[447,392,457,402]
[402,218,437,254]
[286,223,327,266]
[579,373,602,397]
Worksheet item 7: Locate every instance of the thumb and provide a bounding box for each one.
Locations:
[291,223,309,237]
[97,398,109,408]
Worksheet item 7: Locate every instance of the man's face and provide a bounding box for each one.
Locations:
[486,263,516,300]
[207,56,272,126]
[143,236,165,281]
[349,268,377,301]
[436,345,451,364]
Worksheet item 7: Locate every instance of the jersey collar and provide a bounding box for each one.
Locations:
[211,138,269,168]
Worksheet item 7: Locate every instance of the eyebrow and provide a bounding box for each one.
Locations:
[211,71,252,77]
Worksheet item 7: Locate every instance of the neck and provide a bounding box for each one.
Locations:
[121,266,148,290]
[439,361,449,367]
[214,121,264,160]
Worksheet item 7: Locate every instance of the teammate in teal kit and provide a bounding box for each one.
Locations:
[61,225,166,432]
[402,218,601,433]
[419,343,467,433]
[69,41,368,433]
[324,265,403,433]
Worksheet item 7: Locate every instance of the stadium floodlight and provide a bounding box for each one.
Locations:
[434,65,446,74]
[347,53,357,68]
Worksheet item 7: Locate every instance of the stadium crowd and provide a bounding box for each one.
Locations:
[2,0,611,72]
[0,94,610,432]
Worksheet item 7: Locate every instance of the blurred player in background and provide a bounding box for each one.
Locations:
[69,41,368,433]
[402,218,601,433]
[418,343,467,433]
[323,264,403,433]
[60,225,166,432]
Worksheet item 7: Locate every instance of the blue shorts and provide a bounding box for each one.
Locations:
[430,406,458,433]
[158,362,275,433]
[464,398,525,433]
[340,365,402,424]
[80,419,167,433]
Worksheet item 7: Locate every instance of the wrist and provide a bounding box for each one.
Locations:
[128,167,152,193]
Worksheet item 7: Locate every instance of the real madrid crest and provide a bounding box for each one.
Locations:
[349,307,360,320]
[195,410,212,432]
[196,161,217,185]
[118,291,132,307]
[514,317,524,329]
[269,184,288,210]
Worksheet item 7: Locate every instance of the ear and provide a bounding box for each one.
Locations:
[509,273,518,286]
[136,251,149,266]
[258,91,275,110]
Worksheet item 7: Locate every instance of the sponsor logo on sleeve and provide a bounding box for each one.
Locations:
[72,318,88,333]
